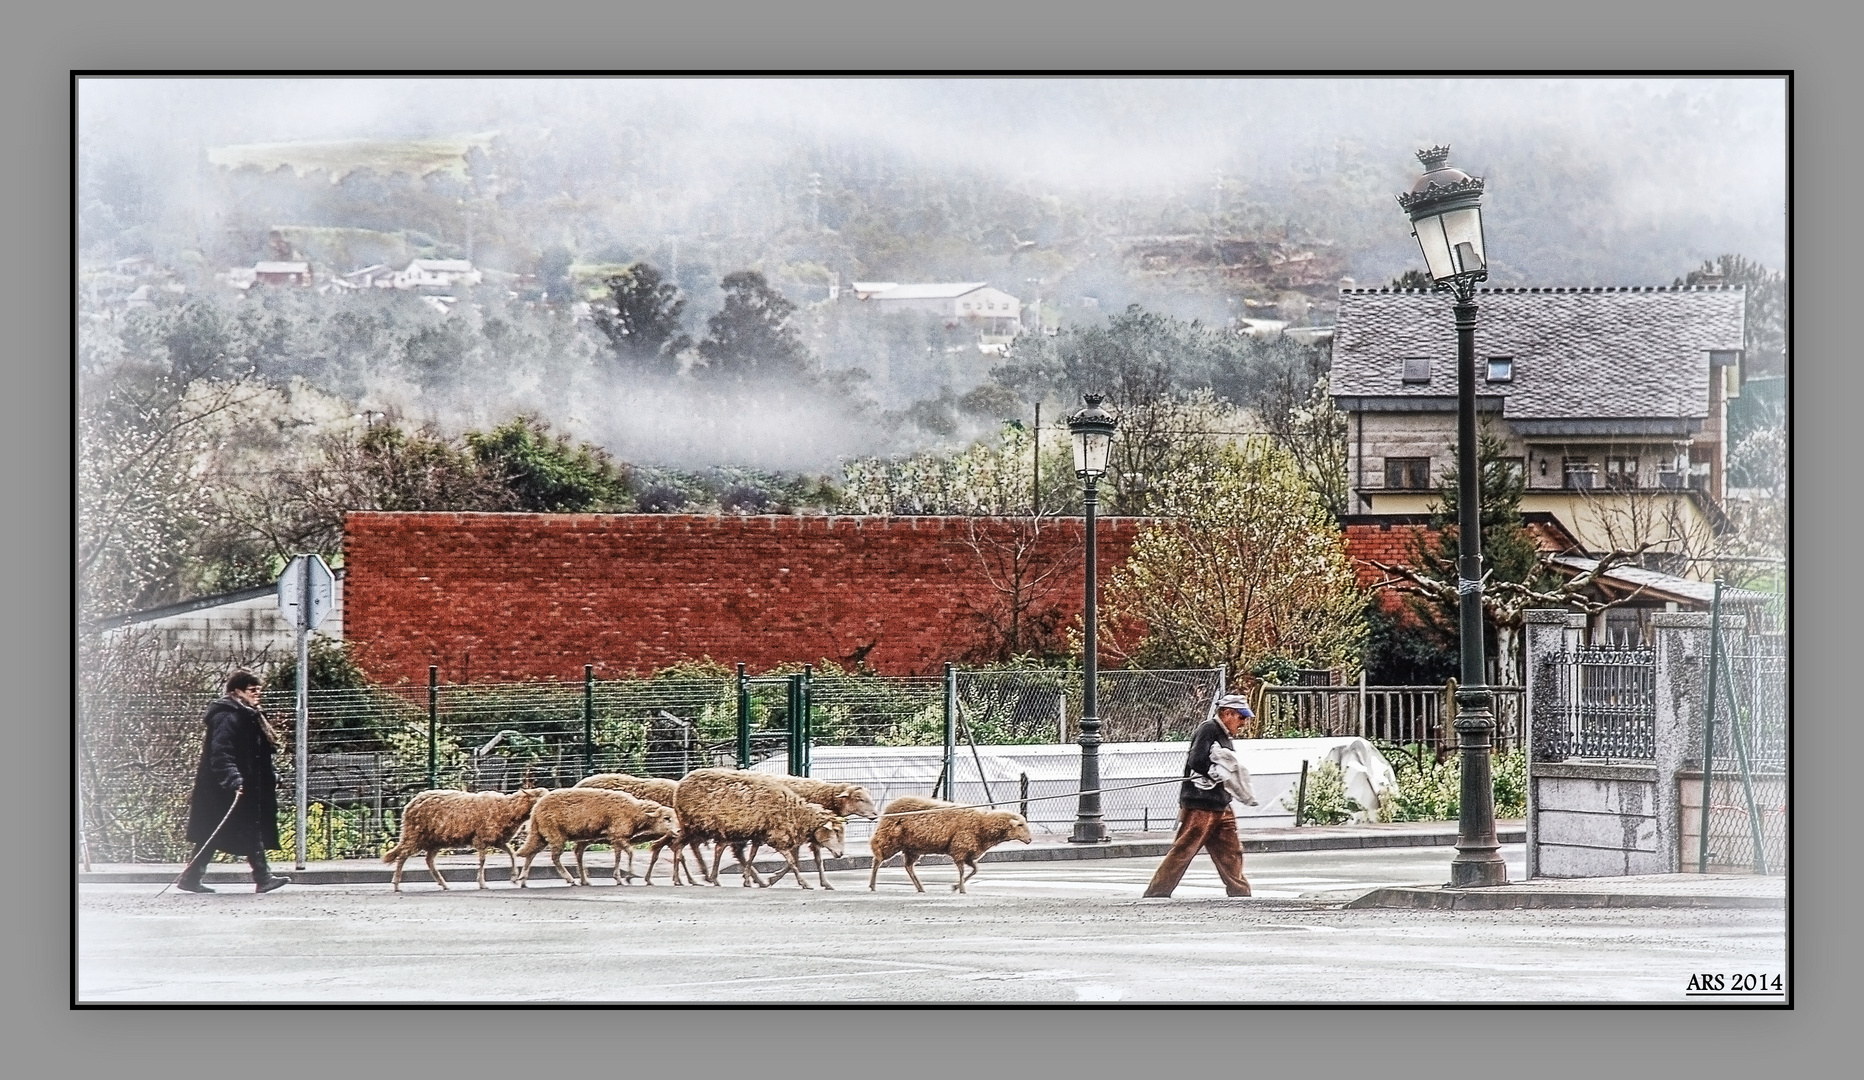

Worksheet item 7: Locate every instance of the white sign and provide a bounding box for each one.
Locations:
[277,554,336,631]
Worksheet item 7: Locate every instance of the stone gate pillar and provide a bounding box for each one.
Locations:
[1522,609,1583,879]
[1651,612,1713,873]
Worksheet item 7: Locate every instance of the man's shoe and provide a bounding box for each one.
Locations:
[175,880,214,893]
[254,876,291,894]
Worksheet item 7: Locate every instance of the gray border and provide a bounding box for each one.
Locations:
[20,0,1848,1075]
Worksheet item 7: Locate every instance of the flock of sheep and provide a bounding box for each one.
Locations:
[380,767,1034,895]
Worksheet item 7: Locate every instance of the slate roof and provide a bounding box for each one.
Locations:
[1331,286,1745,422]
[1548,556,1772,607]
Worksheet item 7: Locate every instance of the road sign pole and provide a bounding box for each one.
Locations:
[296,559,310,870]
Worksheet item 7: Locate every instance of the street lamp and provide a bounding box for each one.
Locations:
[1397,145,1509,887]
[1067,393,1117,844]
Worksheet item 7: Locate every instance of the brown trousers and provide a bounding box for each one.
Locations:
[1142,808,1251,897]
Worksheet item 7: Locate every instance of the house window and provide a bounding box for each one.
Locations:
[1401,357,1432,384]
[1486,356,1513,382]
[1605,456,1638,489]
[1563,457,1599,490]
[1385,457,1432,490]
[1498,457,1526,485]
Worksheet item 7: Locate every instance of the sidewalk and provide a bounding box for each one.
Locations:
[77,818,1527,886]
[1346,873,1786,911]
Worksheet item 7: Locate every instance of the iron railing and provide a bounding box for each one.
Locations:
[1259,683,1523,755]
[1543,645,1658,762]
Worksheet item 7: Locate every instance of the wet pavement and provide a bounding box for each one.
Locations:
[78,844,1788,1003]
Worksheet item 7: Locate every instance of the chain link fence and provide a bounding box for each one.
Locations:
[1694,595,1786,874]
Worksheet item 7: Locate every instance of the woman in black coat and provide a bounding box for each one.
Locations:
[176,670,290,893]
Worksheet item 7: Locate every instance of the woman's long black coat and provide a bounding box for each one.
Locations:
[184,696,281,855]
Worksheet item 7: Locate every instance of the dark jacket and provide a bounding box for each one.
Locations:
[184,696,281,855]
[1178,717,1237,812]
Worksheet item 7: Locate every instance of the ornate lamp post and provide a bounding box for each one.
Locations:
[1397,145,1509,888]
[1067,394,1118,844]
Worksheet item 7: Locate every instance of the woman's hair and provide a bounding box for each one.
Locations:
[224,669,263,694]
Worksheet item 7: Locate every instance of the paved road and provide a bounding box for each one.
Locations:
[79,845,1786,1003]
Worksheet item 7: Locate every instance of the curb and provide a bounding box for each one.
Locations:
[1344,886,1785,911]
[78,826,1526,886]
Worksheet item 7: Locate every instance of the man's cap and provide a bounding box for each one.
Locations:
[1214,694,1254,717]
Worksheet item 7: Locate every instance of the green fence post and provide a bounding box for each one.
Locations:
[785,674,800,776]
[736,663,751,770]
[801,664,813,777]
[943,663,956,801]
[1698,581,1723,873]
[426,665,438,789]
[583,664,595,779]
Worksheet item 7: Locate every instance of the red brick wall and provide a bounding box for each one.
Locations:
[1341,520,1438,590]
[343,513,1142,684]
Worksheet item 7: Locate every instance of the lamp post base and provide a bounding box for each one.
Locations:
[1068,823,1110,844]
[1449,690,1510,888]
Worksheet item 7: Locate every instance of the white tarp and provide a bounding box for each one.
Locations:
[750,738,1397,838]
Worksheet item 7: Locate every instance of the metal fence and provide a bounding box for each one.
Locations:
[1695,595,1787,874]
[1541,646,1658,762]
[1259,682,1524,756]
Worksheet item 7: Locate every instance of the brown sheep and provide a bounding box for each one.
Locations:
[751,777,878,889]
[515,787,680,887]
[867,796,1033,894]
[382,784,546,892]
[575,773,702,885]
[673,768,846,889]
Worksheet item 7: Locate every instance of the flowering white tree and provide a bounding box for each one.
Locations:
[1101,438,1365,678]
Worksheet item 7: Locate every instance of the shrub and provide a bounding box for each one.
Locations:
[1384,748,1527,822]
[1279,759,1359,825]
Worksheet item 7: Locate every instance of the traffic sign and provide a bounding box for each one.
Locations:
[277,554,336,631]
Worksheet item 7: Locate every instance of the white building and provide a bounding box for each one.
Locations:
[391,259,483,291]
[92,572,345,659]
[848,281,1023,336]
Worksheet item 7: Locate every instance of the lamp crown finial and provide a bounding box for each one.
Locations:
[1083,393,1105,408]
[1417,145,1452,169]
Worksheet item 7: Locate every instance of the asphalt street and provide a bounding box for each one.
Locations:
[78,844,1787,1003]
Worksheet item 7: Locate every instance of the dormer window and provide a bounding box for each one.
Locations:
[1401,357,1432,384]
[1486,356,1514,382]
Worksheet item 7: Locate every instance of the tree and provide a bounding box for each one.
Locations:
[464,415,633,512]
[694,270,809,381]
[1255,359,1349,517]
[590,261,689,375]
[1677,253,1785,379]
[1101,438,1366,679]
[1389,269,1434,290]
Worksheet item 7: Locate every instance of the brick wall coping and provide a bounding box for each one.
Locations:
[1534,761,1660,782]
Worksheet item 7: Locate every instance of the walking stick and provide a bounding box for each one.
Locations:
[158,787,243,897]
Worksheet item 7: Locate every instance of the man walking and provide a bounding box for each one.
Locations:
[1142,693,1254,898]
[176,670,291,894]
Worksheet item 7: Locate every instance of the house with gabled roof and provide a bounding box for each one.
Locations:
[848,281,1024,338]
[1331,285,1746,571]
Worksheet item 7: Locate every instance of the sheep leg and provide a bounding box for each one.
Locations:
[708,841,728,886]
[476,846,490,890]
[953,857,977,894]
[504,842,518,884]
[550,842,575,885]
[760,844,795,888]
[623,841,636,884]
[573,841,591,886]
[515,827,547,888]
[903,853,926,893]
[425,850,449,891]
[391,854,407,893]
[643,842,664,885]
[782,847,811,890]
[812,840,834,890]
[678,842,704,886]
[868,849,887,891]
[733,842,765,887]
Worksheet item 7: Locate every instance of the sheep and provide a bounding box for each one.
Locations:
[515,787,680,887]
[866,796,1032,894]
[575,773,703,885]
[673,768,847,889]
[748,777,878,889]
[382,784,546,892]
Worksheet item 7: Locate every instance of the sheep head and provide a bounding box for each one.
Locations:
[812,812,847,858]
[836,785,879,819]
[638,804,680,843]
[991,811,1033,845]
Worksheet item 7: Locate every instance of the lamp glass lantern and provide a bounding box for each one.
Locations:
[1398,146,1488,287]
[1068,394,1117,477]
